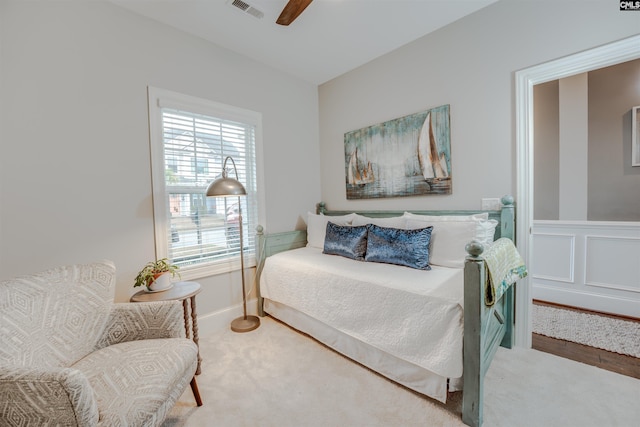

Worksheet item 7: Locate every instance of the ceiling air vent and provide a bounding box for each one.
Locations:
[228,0,264,19]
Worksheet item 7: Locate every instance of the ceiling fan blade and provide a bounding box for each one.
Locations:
[276,0,313,26]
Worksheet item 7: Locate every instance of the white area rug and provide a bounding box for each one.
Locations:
[532,304,640,358]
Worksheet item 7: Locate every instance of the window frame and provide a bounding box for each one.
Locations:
[147,86,264,280]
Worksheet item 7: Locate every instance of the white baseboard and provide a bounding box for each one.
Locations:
[533,284,639,318]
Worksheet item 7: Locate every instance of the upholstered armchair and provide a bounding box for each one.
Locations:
[0,260,201,426]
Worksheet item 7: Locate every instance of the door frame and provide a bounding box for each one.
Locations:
[514,34,640,347]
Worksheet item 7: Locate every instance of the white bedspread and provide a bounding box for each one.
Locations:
[260,247,465,378]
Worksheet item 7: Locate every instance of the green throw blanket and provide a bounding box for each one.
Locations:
[483,238,528,306]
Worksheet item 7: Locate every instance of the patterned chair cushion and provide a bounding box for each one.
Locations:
[72,338,198,427]
[0,366,99,426]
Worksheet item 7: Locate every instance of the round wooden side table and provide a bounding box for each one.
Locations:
[130,281,203,374]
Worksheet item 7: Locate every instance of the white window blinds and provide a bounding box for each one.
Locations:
[148,87,260,278]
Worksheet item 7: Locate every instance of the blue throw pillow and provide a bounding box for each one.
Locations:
[365,224,433,270]
[323,222,368,260]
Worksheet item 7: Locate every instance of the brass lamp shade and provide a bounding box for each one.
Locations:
[205,176,246,197]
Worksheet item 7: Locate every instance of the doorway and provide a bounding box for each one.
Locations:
[514,34,640,348]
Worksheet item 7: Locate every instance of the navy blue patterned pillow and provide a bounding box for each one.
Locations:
[365,224,433,270]
[323,222,368,260]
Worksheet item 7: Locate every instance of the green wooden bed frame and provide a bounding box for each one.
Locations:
[255,195,516,427]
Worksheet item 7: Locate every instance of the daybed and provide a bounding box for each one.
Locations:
[255,196,526,427]
[0,260,202,426]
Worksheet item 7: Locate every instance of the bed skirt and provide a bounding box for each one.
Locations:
[263,298,462,403]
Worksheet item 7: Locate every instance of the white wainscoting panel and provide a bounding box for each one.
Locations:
[532,233,575,283]
[532,221,640,318]
[585,235,640,293]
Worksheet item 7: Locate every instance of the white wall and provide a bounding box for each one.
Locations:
[0,1,321,324]
[318,0,640,212]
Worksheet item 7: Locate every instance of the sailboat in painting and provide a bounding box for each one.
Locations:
[347,148,374,186]
[417,112,449,184]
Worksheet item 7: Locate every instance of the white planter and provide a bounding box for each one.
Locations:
[147,272,172,292]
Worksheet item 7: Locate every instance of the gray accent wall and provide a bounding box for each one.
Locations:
[534,81,560,220]
[588,59,640,221]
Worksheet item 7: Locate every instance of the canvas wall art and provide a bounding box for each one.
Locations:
[344,104,452,199]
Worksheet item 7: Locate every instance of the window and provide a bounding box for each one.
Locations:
[148,87,261,279]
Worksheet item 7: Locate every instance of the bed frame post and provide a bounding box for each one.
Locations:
[500,287,515,349]
[462,242,486,427]
[498,195,516,348]
[462,196,517,426]
[500,195,515,241]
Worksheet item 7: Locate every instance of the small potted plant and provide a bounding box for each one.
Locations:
[134,258,180,292]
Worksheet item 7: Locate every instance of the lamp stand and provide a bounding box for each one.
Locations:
[231,316,260,333]
[230,199,260,333]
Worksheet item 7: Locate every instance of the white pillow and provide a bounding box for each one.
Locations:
[351,214,406,228]
[306,212,356,249]
[405,219,478,268]
[404,212,498,247]
[475,219,499,247]
[403,211,489,221]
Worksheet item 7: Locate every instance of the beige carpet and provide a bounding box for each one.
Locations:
[164,316,640,427]
[532,304,640,358]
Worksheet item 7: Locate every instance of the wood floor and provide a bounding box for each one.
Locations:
[532,300,640,380]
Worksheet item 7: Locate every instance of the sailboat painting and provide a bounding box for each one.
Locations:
[344,105,451,199]
[347,147,375,185]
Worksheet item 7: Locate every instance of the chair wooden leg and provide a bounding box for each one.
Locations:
[190,377,203,406]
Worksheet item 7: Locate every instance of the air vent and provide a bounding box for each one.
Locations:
[228,0,264,19]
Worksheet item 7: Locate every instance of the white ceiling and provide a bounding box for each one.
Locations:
[111,0,498,85]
